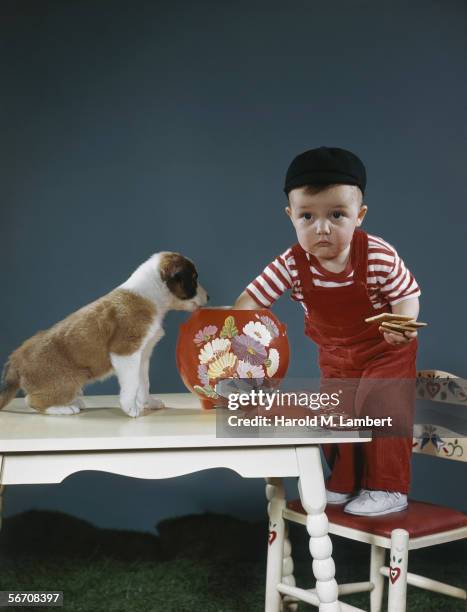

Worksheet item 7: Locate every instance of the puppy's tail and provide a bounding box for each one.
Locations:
[0,360,20,410]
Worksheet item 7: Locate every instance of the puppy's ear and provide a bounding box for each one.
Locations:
[159,253,184,283]
[159,253,197,300]
[168,270,183,282]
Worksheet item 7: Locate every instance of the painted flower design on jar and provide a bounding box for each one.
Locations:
[176,309,290,409]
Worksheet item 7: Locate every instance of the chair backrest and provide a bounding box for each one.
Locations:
[413,370,467,463]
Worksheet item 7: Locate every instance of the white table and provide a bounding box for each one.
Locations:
[0,394,370,612]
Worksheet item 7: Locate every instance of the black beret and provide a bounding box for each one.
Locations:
[284,146,367,195]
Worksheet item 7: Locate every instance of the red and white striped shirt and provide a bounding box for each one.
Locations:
[246,234,420,311]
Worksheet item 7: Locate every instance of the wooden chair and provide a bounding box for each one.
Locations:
[278,370,467,612]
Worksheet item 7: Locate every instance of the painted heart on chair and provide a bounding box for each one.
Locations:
[426,381,441,398]
[268,530,277,545]
[389,566,401,584]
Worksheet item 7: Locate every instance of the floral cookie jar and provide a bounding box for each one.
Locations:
[176,308,290,409]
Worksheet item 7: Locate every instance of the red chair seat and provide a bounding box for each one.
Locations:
[287,499,467,539]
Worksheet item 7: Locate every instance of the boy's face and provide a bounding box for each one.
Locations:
[285,184,367,260]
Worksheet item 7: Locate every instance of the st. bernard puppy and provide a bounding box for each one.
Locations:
[0,252,208,417]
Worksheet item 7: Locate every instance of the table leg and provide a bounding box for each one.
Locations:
[265,477,286,612]
[0,485,4,532]
[296,446,341,612]
[281,523,298,611]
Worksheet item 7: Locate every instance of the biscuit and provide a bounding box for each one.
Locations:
[365,313,414,324]
[400,321,427,328]
[381,322,419,334]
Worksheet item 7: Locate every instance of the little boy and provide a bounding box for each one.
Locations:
[234,146,420,516]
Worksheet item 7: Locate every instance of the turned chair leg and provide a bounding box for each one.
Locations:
[370,544,385,612]
[387,529,409,612]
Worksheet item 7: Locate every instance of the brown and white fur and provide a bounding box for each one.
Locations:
[0,252,208,417]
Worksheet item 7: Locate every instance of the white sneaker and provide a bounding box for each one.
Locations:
[344,489,408,516]
[326,489,353,505]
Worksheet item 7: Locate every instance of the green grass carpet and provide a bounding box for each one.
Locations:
[0,510,465,611]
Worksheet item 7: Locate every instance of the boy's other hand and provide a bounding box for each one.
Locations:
[234,291,263,310]
[379,326,418,345]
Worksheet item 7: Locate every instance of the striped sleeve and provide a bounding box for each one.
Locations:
[245,250,294,307]
[367,235,421,306]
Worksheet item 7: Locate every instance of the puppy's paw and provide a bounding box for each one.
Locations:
[74,396,86,410]
[45,404,81,415]
[120,399,144,418]
[145,396,165,411]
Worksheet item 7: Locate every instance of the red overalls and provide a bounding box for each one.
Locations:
[291,229,417,494]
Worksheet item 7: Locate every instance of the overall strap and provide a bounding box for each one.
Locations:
[352,228,369,284]
[291,242,313,288]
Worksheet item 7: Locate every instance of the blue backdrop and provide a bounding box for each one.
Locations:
[1,0,466,531]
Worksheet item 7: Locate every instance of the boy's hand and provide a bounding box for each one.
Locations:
[234,291,263,310]
[379,296,420,345]
[379,326,417,345]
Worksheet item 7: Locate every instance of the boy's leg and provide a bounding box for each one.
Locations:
[344,437,411,515]
[321,376,361,494]
[362,436,412,494]
[359,375,415,493]
[322,442,362,493]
